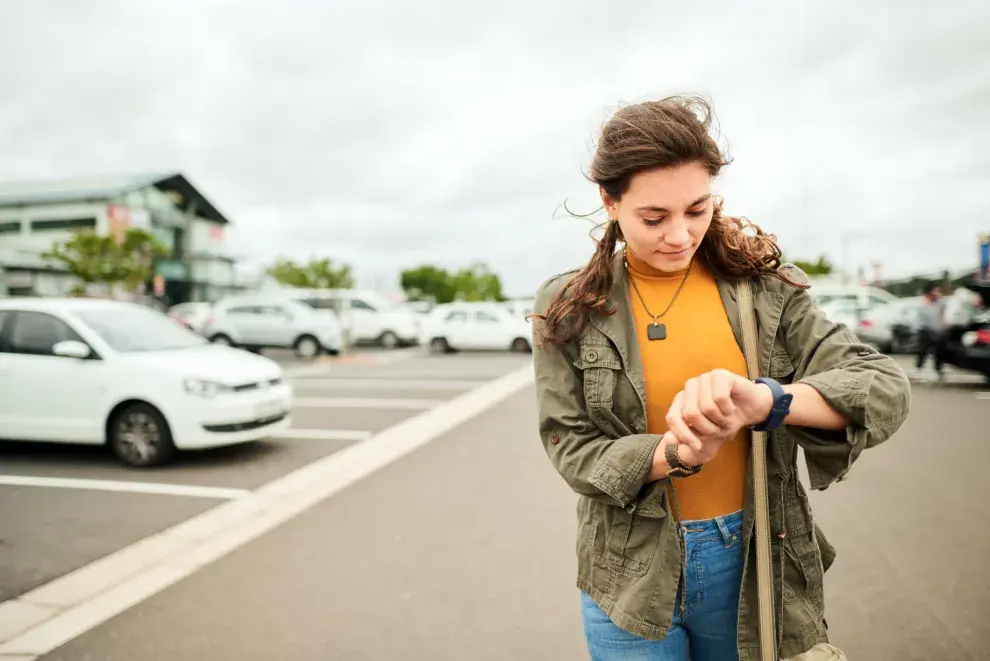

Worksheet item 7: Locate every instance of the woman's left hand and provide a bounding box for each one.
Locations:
[665,369,775,453]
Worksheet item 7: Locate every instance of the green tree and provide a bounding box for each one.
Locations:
[268,257,354,289]
[400,263,506,303]
[117,228,169,292]
[788,255,833,276]
[44,228,170,295]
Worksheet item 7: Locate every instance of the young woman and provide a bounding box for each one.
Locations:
[531,96,911,661]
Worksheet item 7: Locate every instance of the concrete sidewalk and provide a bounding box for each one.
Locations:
[30,384,990,660]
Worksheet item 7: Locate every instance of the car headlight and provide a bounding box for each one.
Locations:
[183,378,233,397]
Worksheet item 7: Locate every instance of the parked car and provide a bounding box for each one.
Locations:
[167,301,213,335]
[0,298,292,467]
[809,283,898,310]
[857,297,924,354]
[420,302,533,354]
[288,289,420,349]
[204,295,341,358]
[502,298,535,319]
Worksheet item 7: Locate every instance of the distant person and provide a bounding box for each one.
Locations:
[529,96,911,660]
[914,282,945,379]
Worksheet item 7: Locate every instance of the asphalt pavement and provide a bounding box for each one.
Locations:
[2,354,988,661]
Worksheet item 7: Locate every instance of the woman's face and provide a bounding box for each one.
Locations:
[602,162,714,273]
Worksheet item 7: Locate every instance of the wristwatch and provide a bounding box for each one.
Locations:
[750,377,793,432]
[664,440,703,478]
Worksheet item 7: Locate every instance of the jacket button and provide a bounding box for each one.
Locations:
[550,433,560,445]
[585,349,599,363]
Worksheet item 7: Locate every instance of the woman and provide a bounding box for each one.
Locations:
[530,96,911,661]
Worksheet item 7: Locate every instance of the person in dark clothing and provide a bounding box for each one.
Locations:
[915,281,945,378]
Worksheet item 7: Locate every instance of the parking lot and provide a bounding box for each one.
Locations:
[0,348,533,606]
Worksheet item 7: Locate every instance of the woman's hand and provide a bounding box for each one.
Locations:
[665,369,774,462]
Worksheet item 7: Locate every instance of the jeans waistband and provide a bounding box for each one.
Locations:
[680,509,743,544]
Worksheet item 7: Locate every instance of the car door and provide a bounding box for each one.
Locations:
[349,297,380,343]
[0,310,107,443]
[225,305,266,345]
[473,309,508,349]
[258,304,298,347]
[441,310,472,348]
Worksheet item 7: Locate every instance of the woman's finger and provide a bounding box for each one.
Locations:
[681,377,721,436]
[710,370,738,420]
[666,391,705,453]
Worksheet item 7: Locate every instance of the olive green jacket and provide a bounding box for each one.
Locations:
[531,257,911,659]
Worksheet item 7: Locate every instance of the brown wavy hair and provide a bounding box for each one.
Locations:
[535,95,805,347]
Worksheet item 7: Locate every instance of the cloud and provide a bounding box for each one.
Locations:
[1,1,988,295]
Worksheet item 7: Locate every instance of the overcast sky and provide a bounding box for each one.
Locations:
[1,1,987,295]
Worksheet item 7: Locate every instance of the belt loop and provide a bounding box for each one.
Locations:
[715,514,734,547]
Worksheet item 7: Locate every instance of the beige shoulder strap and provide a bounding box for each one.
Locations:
[736,279,778,661]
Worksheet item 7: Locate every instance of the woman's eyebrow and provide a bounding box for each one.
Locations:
[635,194,712,213]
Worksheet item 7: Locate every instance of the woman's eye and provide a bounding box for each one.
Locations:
[644,218,663,226]
[687,209,707,217]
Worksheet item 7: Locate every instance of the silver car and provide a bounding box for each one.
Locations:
[203,295,341,358]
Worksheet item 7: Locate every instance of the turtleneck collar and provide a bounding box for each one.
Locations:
[623,248,695,280]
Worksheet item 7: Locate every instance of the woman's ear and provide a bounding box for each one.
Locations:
[600,187,617,219]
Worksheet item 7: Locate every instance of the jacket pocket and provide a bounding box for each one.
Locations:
[593,501,662,577]
[574,341,629,438]
[780,501,824,606]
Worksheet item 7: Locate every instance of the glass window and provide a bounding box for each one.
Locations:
[226,306,258,314]
[350,298,377,311]
[5,311,84,356]
[0,220,21,234]
[75,307,207,352]
[475,311,499,323]
[445,311,468,323]
[29,217,97,232]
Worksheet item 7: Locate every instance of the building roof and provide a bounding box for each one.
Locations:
[0,172,232,225]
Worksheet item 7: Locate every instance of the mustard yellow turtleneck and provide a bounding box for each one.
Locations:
[625,251,750,522]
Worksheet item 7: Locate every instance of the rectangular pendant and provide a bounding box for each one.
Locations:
[647,323,667,341]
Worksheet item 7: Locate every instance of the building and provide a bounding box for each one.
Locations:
[0,172,243,303]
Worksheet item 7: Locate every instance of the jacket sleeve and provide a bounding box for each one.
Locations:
[531,276,665,512]
[777,266,912,490]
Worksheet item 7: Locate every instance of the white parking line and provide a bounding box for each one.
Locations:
[276,428,372,441]
[291,378,481,391]
[0,476,249,500]
[977,392,990,400]
[292,397,443,410]
[0,364,534,657]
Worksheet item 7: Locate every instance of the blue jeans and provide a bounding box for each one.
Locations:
[581,509,744,661]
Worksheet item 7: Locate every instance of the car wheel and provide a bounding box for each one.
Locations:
[294,334,321,359]
[429,337,451,354]
[210,333,234,347]
[108,402,176,468]
[379,331,400,349]
[510,337,532,353]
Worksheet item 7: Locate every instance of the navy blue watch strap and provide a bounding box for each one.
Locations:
[751,377,793,432]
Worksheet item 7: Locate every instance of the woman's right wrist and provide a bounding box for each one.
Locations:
[649,433,681,481]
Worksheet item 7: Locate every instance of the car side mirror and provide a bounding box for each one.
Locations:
[52,340,92,359]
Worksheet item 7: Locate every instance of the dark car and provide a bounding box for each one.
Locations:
[941,284,990,383]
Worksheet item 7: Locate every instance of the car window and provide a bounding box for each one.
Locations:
[5,311,84,356]
[226,305,258,314]
[75,307,206,352]
[445,311,468,323]
[0,310,9,335]
[350,298,377,311]
[475,311,499,323]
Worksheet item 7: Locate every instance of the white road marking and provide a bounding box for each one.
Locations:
[292,397,443,410]
[0,476,249,500]
[291,369,508,381]
[291,378,480,391]
[0,365,534,656]
[977,392,990,400]
[276,428,372,441]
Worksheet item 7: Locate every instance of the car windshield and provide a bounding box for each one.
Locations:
[75,307,208,352]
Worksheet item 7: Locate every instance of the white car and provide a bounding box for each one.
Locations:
[288,289,420,349]
[420,302,533,354]
[204,295,341,358]
[167,301,214,335]
[0,298,292,467]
